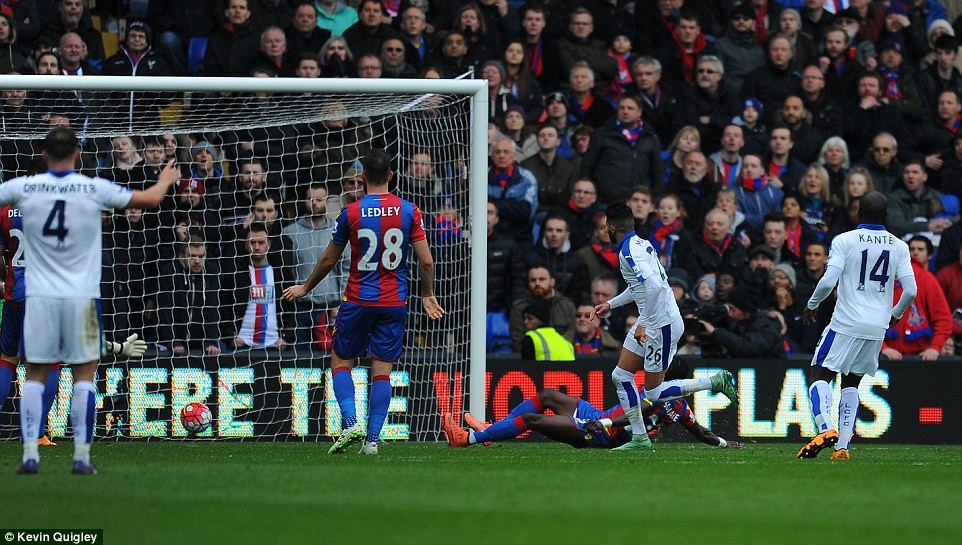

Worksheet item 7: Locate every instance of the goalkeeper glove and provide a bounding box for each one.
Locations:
[106,334,148,358]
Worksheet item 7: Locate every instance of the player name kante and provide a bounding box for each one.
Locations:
[858,233,895,244]
[22,182,96,194]
[360,206,402,218]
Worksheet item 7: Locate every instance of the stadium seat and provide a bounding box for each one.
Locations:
[486,311,513,353]
[188,37,208,76]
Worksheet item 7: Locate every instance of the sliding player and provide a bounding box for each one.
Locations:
[442,364,741,449]
[594,203,737,450]
[799,191,916,460]
[283,150,444,455]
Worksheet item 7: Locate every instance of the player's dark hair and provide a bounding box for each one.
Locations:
[43,126,78,161]
[605,202,635,234]
[909,235,934,256]
[858,191,887,224]
[362,149,392,185]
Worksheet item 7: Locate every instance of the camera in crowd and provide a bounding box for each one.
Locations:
[683,302,730,336]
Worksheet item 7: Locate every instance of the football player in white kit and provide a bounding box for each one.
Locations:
[799,191,917,460]
[0,127,180,474]
[594,203,738,450]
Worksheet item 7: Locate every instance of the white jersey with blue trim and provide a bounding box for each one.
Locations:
[618,233,681,329]
[823,224,914,340]
[0,170,132,298]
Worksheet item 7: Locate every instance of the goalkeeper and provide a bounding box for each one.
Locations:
[443,361,741,450]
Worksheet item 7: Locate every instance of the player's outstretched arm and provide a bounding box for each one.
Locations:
[127,159,180,209]
[283,242,346,301]
[413,238,444,320]
[688,424,741,448]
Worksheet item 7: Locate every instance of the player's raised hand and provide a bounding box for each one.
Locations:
[593,302,610,320]
[422,295,445,320]
[283,284,309,301]
[158,158,180,186]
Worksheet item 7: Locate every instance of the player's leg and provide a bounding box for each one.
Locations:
[798,328,847,459]
[18,297,61,473]
[808,365,837,434]
[17,362,50,473]
[360,306,408,454]
[523,413,591,448]
[536,388,580,416]
[327,302,369,453]
[0,355,17,412]
[645,321,736,403]
[0,302,24,412]
[832,372,861,461]
[69,360,99,474]
[610,326,652,450]
[61,299,106,475]
[39,364,62,445]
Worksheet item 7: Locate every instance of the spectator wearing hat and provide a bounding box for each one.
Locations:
[103,19,172,126]
[542,92,574,159]
[520,298,575,361]
[509,265,577,352]
[697,286,784,358]
[741,243,777,297]
[768,262,804,346]
[202,0,262,77]
[523,124,578,213]
[482,60,518,124]
[188,140,225,192]
[715,2,766,95]
[559,8,616,92]
[737,97,770,156]
[740,33,800,127]
[877,34,924,125]
[668,268,694,311]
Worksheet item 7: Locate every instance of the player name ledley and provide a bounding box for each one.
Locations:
[360,206,402,217]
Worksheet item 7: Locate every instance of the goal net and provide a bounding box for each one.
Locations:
[0,75,487,441]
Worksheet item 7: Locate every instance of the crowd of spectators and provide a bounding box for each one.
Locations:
[1,0,961,359]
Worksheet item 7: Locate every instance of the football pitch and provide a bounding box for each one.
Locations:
[2,442,960,545]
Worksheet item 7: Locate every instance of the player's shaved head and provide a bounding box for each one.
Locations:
[362,149,392,186]
[605,202,635,235]
[858,190,887,224]
[43,126,78,162]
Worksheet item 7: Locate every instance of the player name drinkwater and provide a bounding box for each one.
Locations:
[21,182,97,194]
[2,530,101,544]
[360,206,402,217]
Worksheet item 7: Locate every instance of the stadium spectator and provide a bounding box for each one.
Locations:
[856,132,903,195]
[795,166,837,236]
[156,236,223,356]
[452,3,493,65]
[486,200,523,311]
[558,178,603,251]
[654,9,715,87]
[682,55,740,154]
[102,20,172,126]
[887,160,952,239]
[315,0,359,37]
[246,26,293,76]
[698,286,784,358]
[522,124,576,212]
[882,236,953,361]
[523,213,586,301]
[820,24,865,106]
[734,152,784,232]
[800,0,835,47]
[285,3,331,60]
[846,72,915,162]
[737,97,769,156]
[249,0,296,30]
[294,53,322,78]
[715,2,765,94]
[573,211,619,296]
[662,125,701,187]
[518,4,561,94]
[203,0,261,77]
[572,302,619,354]
[711,124,746,187]
[935,243,962,348]
[665,150,719,233]
[500,38,544,124]
[941,133,962,202]
[398,7,431,73]
[436,29,474,78]
[57,32,99,76]
[282,184,345,349]
[633,0,679,56]
[799,65,844,139]
[740,34,799,126]
[0,13,26,74]
[558,7,615,91]
[629,56,683,146]
[146,0,221,75]
[817,136,851,198]
[914,88,962,181]
[581,93,662,203]
[648,193,694,273]
[779,9,816,71]
[380,37,416,78]
[39,0,106,70]
[876,35,924,125]
[627,184,655,237]
[509,265,577,352]
[355,53,382,78]
[688,207,749,280]
[519,298,575,361]
[104,136,143,179]
[765,125,806,190]
[564,62,614,129]
[487,136,538,246]
[501,105,536,161]
[542,92,574,159]
[343,0,398,59]
[319,36,353,77]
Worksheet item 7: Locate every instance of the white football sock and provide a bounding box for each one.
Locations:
[837,387,859,450]
[611,366,645,436]
[645,377,713,403]
[809,380,833,433]
[71,381,97,463]
[20,380,44,463]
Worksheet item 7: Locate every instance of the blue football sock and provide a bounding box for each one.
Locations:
[41,367,61,436]
[506,395,546,419]
[0,360,15,407]
[331,367,357,428]
[473,415,527,444]
[366,375,391,443]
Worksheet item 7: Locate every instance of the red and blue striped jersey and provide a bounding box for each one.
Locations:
[645,398,697,431]
[333,193,426,307]
[0,205,26,302]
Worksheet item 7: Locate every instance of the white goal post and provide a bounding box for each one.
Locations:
[0,74,488,440]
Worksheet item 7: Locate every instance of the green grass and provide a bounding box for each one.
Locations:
[2,442,961,545]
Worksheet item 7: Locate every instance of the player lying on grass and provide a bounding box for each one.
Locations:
[443,363,741,449]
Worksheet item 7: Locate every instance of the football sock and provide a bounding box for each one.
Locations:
[644,378,713,403]
[41,365,61,436]
[506,395,546,419]
[365,374,391,444]
[0,359,15,406]
[20,380,43,463]
[473,415,527,444]
[612,366,645,436]
[331,367,358,428]
[70,381,96,463]
[809,380,833,433]
[837,387,859,450]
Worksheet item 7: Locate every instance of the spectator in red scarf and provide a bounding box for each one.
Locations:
[882,242,953,360]
[648,193,693,274]
[780,193,818,260]
[573,303,619,354]
[557,179,604,251]
[654,10,715,87]
[688,207,749,280]
[876,35,923,125]
[575,212,620,300]
[935,244,962,350]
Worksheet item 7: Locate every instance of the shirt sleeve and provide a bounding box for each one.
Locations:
[95,178,133,210]
[629,242,658,283]
[409,204,426,243]
[331,206,349,246]
[0,180,20,205]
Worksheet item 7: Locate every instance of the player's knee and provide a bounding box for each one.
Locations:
[522,413,542,427]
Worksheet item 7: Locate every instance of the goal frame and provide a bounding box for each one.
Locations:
[0,74,489,422]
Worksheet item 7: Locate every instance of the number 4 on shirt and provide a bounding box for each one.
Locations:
[857,249,890,292]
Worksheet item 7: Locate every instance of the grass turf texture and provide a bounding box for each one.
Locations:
[2,443,960,545]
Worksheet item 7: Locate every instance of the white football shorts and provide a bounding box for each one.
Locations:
[624,316,683,373]
[811,327,882,377]
[23,296,102,364]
